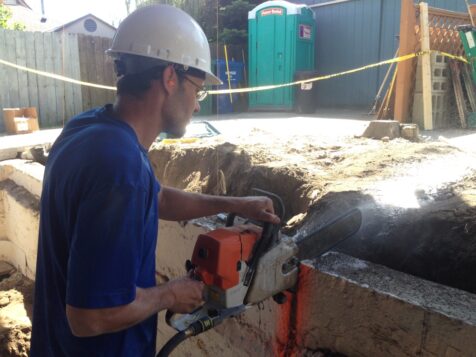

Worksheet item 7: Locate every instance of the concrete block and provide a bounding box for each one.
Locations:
[0,161,42,278]
[295,252,476,356]
[0,261,15,278]
[1,182,39,279]
[401,124,420,141]
[0,241,30,279]
[0,128,60,161]
[362,120,400,140]
[0,160,44,198]
[412,92,450,130]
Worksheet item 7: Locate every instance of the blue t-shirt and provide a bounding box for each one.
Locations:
[31,105,160,356]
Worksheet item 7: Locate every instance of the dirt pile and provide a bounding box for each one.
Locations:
[0,271,34,357]
[149,142,316,222]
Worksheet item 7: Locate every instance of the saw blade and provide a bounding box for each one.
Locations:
[294,208,362,261]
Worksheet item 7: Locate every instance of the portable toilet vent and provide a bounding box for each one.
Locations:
[248,0,316,111]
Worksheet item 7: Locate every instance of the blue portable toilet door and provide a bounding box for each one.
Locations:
[255,7,287,107]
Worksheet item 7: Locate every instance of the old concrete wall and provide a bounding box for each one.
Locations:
[0,160,42,279]
[294,253,476,357]
[155,221,476,356]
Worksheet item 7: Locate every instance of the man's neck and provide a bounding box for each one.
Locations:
[111,95,163,150]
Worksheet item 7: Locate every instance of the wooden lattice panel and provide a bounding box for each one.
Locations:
[415,6,470,56]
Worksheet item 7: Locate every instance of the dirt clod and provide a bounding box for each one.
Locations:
[0,272,34,357]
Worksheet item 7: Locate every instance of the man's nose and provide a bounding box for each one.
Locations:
[194,100,201,113]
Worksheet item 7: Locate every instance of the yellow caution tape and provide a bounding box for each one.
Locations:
[0,50,469,95]
[0,58,117,91]
[207,50,469,95]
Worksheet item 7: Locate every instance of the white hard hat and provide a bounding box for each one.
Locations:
[107,4,221,85]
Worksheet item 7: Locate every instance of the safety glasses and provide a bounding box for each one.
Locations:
[181,75,208,102]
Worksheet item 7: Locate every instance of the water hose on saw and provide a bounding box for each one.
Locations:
[156,312,224,357]
[156,330,189,357]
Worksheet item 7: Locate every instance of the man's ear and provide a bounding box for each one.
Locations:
[162,65,177,94]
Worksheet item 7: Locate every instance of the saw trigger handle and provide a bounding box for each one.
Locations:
[185,259,195,273]
[272,292,287,305]
[225,213,237,227]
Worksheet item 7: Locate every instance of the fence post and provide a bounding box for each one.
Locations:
[420,2,433,130]
[394,0,418,123]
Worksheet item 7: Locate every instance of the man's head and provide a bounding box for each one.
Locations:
[107,4,221,137]
[107,4,220,85]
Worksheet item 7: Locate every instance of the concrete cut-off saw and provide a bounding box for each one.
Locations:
[156,191,362,356]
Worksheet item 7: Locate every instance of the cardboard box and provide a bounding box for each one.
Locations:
[3,107,40,134]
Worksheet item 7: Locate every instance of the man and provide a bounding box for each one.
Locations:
[30,5,279,356]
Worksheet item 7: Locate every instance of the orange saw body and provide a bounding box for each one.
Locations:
[192,226,260,290]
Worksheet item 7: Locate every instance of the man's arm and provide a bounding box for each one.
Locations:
[158,186,280,223]
[66,276,203,337]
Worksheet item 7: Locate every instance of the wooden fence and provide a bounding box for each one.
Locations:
[0,29,115,133]
[392,0,471,126]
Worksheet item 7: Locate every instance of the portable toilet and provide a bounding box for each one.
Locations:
[248,1,316,111]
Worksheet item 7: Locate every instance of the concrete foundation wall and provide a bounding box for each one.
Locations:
[1,159,476,356]
[295,253,476,356]
[0,160,42,280]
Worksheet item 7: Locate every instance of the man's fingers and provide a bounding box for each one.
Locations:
[258,210,280,224]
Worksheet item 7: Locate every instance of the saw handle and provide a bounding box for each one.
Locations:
[243,221,277,286]
[225,213,237,227]
[224,212,280,287]
[165,309,174,326]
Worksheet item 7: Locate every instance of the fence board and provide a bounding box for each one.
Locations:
[43,32,58,128]
[14,31,29,109]
[5,30,20,109]
[0,29,8,131]
[78,35,92,111]
[102,37,116,104]
[68,34,83,118]
[25,31,39,122]
[34,31,48,129]
[52,31,66,126]
[64,37,76,120]
[93,36,106,107]
[62,33,75,123]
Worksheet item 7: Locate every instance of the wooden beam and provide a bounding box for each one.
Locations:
[462,65,476,112]
[450,61,468,129]
[420,2,433,130]
[393,0,418,123]
[428,7,471,21]
[471,4,476,20]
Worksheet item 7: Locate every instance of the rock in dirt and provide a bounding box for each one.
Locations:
[361,120,400,140]
[0,261,15,280]
[0,273,34,357]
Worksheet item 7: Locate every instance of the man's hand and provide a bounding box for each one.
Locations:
[165,276,205,313]
[233,196,280,224]
[158,186,281,224]
[66,278,204,337]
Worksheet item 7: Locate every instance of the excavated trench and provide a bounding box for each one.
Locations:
[149,140,476,295]
[3,132,476,356]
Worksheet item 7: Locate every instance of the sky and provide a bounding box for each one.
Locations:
[29,0,130,27]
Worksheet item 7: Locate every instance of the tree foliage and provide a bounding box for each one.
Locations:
[132,0,261,46]
[0,4,25,30]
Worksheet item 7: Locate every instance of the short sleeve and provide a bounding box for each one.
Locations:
[66,184,147,309]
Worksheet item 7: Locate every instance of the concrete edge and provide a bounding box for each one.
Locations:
[312,252,476,325]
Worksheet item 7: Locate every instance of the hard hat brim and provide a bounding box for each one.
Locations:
[205,72,223,86]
